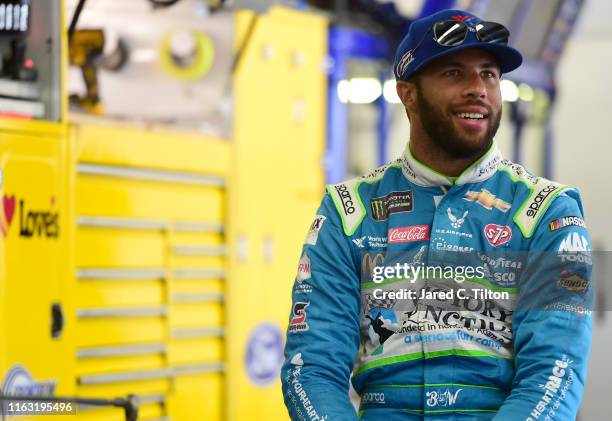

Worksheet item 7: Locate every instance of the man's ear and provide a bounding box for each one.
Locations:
[396,80,418,114]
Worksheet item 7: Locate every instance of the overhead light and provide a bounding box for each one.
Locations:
[337,78,384,104]
[337,80,349,103]
[383,80,402,103]
[348,78,382,104]
[518,83,534,102]
[500,79,519,102]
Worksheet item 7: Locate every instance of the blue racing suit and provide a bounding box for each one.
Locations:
[281,142,593,420]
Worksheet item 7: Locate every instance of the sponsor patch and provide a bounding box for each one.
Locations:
[361,252,385,282]
[447,208,468,229]
[362,392,386,404]
[549,216,586,232]
[434,238,474,253]
[463,189,511,212]
[366,235,387,249]
[352,236,366,248]
[502,163,568,238]
[483,224,512,247]
[557,271,589,293]
[529,357,573,420]
[327,179,365,236]
[334,183,356,215]
[288,302,310,333]
[558,232,589,252]
[426,389,463,408]
[370,190,413,221]
[388,225,430,244]
[304,215,326,245]
[526,184,561,219]
[296,251,311,282]
[558,252,592,265]
[290,353,304,366]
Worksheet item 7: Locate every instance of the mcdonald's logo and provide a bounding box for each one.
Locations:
[362,252,385,282]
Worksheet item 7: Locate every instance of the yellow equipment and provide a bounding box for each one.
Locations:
[1,1,327,420]
[68,30,105,115]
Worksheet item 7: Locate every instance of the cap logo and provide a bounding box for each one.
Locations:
[451,15,477,26]
[396,50,415,79]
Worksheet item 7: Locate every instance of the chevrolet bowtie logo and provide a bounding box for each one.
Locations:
[463,189,511,212]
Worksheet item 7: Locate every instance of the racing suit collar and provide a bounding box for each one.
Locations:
[401,141,502,187]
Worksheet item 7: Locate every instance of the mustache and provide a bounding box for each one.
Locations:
[451,101,494,115]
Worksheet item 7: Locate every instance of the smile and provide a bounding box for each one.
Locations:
[456,112,486,120]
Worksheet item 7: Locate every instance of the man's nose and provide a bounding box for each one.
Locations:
[462,71,487,98]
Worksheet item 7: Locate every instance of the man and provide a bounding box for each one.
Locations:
[281,9,593,421]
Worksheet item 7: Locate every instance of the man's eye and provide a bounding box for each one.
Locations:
[483,70,499,79]
[444,70,460,77]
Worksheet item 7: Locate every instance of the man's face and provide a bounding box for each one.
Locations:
[411,49,502,159]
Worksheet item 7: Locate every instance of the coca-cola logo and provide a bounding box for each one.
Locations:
[388,225,430,243]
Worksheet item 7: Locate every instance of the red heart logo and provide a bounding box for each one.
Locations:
[484,224,512,247]
[3,195,16,227]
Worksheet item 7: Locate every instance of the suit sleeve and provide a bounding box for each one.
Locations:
[493,191,594,420]
[281,192,361,421]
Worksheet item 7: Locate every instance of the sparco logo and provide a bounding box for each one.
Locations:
[388,225,430,243]
[361,392,385,404]
[526,185,559,218]
[334,184,355,215]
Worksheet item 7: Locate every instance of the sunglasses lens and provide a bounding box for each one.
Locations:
[476,21,510,44]
[433,21,468,46]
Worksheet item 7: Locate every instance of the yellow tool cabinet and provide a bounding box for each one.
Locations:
[0,3,327,421]
[69,122,229,421]
[0,121,73,410]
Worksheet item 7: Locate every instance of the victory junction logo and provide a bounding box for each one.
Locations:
[1,194,59,239]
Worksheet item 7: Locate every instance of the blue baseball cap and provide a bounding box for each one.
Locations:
[394,9,523,81]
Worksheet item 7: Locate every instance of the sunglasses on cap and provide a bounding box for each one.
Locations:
[432,20,510,46]
[396,20,510,80]
[408,20,510,61]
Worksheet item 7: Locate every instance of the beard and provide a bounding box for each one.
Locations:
[415,90,501,160]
